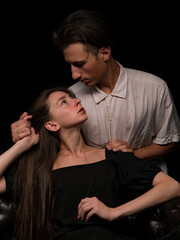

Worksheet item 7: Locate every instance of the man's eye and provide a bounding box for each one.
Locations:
[73,62,84,67]
[62,100,67,105]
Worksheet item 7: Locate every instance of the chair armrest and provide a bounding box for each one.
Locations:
[118,197,180,239]
[147,197,180,239]
[0,193,15,240]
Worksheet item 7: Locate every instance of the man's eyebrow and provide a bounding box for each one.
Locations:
[70,60,85,65]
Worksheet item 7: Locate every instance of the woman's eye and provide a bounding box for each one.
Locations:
[62,100,66,105]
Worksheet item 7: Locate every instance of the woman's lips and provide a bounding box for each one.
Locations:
[77,107,85,113]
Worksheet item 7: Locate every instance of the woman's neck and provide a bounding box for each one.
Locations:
[54,130,105,170]
[59,130,88,156]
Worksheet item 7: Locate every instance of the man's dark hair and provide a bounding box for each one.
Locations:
[53,9,114,54]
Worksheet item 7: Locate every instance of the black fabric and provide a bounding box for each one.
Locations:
[4,149,161,239]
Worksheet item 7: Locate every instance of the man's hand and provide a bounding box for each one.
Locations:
[106,139,132,152]
[11,112,32,143]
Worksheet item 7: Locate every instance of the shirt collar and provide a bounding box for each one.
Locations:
[91,63,128,104]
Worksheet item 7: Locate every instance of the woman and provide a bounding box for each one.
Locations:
[0,87,180,240]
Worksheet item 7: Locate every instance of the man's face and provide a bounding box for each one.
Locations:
[63,43,109,87]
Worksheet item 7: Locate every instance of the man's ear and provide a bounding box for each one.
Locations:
[44,121,60,132]
[99,46,111,62]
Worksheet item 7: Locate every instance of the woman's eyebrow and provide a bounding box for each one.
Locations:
[56,94,71,105]
[56,96,66,105]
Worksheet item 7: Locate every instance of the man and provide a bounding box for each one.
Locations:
[52,9,180,173]
[11,9,180,173]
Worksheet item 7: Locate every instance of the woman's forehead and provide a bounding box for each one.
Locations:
[50,91,70,98]
[47,92,68,113]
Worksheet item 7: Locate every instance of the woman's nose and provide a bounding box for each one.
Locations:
[73,98,81,106]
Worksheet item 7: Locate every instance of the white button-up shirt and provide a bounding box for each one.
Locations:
[69,63,180,172]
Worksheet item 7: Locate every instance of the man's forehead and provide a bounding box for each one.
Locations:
[63,43,89,62]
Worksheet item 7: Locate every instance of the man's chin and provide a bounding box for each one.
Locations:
[81,81,95,87]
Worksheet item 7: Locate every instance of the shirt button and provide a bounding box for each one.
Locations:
[108,118,112,121]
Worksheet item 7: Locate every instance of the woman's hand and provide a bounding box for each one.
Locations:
[0,127,39,181]
[18,127,39,152]
[77,197,115,222]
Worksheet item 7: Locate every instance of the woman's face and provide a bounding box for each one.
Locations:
[47,91,87,130]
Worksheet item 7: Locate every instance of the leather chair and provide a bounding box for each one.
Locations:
[0,193,180,240]
[0,193,15,240]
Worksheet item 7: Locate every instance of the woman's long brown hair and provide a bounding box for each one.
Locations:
[13,87,76,240]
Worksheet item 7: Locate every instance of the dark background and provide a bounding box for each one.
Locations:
[0,2,179,178]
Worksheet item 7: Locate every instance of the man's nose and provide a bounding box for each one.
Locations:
[71,65,81,80]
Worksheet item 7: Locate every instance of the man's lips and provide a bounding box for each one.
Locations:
[81,79,88,84]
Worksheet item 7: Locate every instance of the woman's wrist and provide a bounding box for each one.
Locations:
[109,207,123,221]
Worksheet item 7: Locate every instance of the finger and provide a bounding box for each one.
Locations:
[78,204,87,221]
[106,142,116,150]
[77,201,83,219]
[112,145,132,152]
[15,121,30,129]
[30,128,39,145]
[106,142,126,150]
[30,127,36,134]
[77,200,87,219]
[106,140,127,150]
[14,130,31,142]
[78,198,91,221]
[24,115,32,121]
[19,112,28,120]
[121,148,133,153]
[106,144,112,150]
[85,209,96,222]
[11,119,30,129]
[34,133,40,144]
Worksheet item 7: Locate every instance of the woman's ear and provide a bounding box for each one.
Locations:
[44,121,60,132]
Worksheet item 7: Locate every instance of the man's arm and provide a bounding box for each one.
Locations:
[133,142,180,160]
[106,140,180,160]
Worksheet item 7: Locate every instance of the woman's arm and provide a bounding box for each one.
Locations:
[77,172,180,222]
[112,172,180,218]
[0,128,39,194]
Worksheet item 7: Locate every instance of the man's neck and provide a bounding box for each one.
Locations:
[98,59,120,94]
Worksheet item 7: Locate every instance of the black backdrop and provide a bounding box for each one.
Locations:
[0,2,179,178]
